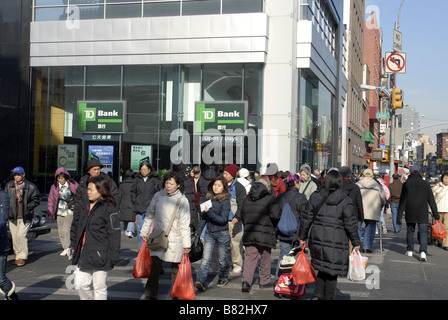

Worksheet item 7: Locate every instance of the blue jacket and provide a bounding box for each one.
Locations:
[196,192,231,235]
[0,190,11,252]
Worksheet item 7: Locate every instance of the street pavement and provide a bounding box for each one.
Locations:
[6,200,448,302]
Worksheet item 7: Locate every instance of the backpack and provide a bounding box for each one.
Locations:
[277,201,298,237]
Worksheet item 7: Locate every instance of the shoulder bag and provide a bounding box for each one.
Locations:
[147,198,182,250]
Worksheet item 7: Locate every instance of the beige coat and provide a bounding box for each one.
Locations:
[357,177,387,221]
[140,189,191,263]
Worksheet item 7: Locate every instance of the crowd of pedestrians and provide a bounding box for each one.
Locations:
[1,160,447,300]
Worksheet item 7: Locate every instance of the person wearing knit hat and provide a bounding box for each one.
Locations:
[223,164,247,275]
[263,163,286,197]
[237,168,252,194]
[299,164,318,200]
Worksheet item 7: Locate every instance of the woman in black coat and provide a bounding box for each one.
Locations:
[118,169,136,238]
[299,169,361,300]
[235,178,281,292]
[70,175,121,300]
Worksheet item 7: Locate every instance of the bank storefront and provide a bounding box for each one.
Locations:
[31,63,263,191]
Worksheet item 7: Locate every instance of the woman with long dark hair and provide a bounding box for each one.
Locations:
[70,175,121,300]
[298,169,361,300]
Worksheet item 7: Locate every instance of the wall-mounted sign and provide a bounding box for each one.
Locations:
[194,101,248,134]
[88,145,114,174]
[57,144,78,171]
[78,101,126,133]
[130,145,152,171]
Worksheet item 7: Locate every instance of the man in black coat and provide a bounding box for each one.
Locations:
[397,166,440,261]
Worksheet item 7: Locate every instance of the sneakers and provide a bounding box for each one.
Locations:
[216,279,229,287]
[124,231,134,238]
[195,281,205,292]
[420,252,427,262]
[231,265,242,275]
[60,248,68,256]
[405,251,413,257]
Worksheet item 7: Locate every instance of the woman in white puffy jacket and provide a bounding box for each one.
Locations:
[433,172,448,250]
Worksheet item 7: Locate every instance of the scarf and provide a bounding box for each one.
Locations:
[15,180,25,202]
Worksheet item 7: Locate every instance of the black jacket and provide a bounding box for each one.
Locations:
[118,177,136,222]
[299,188,361,277]
[275,187,307,242]
[70,198,121,271]
[342,178,364,222]
[397,172,439,224]
[75,172,120,209]
[196,192,231,236]
[0,190,10,252]
[180,175,199,232]
[4,179,41,224]
[130,172,160,214]
[238,182,281,249]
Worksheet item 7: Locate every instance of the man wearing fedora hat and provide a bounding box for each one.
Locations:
[4,166,41,267]
[73,159,120,209]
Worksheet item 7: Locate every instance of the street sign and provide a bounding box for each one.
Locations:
[385,52,407,74]
[393,29,402,52]
[376,112,391,119]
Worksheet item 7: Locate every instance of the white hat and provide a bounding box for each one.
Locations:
[239,168,250,178]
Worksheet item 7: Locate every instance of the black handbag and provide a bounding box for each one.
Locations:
[189,234,203,263]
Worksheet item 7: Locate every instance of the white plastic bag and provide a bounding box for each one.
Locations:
[347,250,368,281]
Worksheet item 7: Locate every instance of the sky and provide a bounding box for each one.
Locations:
[365,0,448,141]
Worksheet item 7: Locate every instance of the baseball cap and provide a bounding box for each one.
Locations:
[12,166,25,174]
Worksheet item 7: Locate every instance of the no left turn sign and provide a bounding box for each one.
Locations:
[386,52,406,74]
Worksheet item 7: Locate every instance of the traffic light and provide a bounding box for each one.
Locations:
[391,87,403,109]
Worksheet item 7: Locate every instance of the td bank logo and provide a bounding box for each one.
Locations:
[78,103,96,131]
[196,104,215,133]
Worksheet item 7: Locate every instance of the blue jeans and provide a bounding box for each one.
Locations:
[0,251,12,295]
[196,230,230,285]
[362,220,377,250]
[407,223,427,254]
[136,213,145,249]
[390,203,401,232]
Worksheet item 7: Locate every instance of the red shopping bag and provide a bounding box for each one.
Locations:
[132,241,152,278]
[291,244,316,285]
[171,254,195,300]
[432,219,447,240]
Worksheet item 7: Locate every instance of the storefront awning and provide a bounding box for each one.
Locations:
[363,131,375,144]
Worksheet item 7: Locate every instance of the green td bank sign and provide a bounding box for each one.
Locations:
[78,101,126,133]
[195,101,248,134]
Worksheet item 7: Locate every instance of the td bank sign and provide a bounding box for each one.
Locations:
[78,101,126,133]
[195,101,248,134]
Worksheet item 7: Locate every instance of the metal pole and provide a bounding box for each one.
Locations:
[390,107,395,181]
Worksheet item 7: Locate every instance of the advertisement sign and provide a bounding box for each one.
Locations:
[299,106,313,139]
[194,101,248,134]
[88,145,114,174]
[78,101,126,133]
[130,145,152,171]
[57,144,78,171]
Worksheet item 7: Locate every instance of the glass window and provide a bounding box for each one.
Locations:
[77,5,105,19]
[34,7,67,21]
[107,0,140,2]
[70,0,104,4]
[86,66,121,100]
[203,64,243,101]
[106,3,142,18]
[182,65,201,123]
[35,0,66,5]
[182,0,220,16]
[222,0,263,14]
[143,1,180,17]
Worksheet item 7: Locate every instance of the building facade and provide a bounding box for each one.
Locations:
[2,0,348,193]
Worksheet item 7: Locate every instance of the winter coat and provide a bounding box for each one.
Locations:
[398,172,439,223]
[237,182,281,249]
[47,167,79,219]
[196,192,231,236]
[0,190,10,252]
[388,180,403,204]
[74,172,120,209]
[130,172,160,214]
[140,189,191,263]
[433,182,448,213]
[4,179,41,224]
[202,168,218,184]
[181,175,199,232]
[70,198,121,271]
[357,177,387,221]
[118,177,136,222]
[299,177,318,200]
[275,187,307,242]
[342,178,364,222]
[190,176,208,206]
[298,188,361,277]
